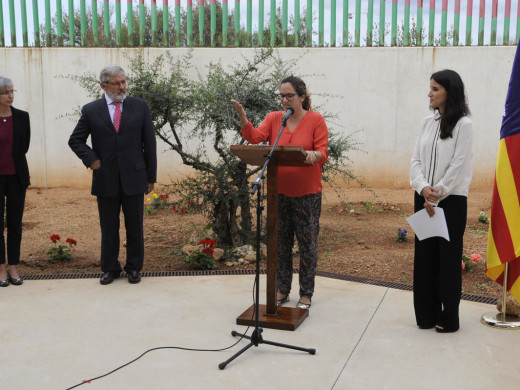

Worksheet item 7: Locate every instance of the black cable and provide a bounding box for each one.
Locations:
[67,174,266,388]
[65,278,258,389]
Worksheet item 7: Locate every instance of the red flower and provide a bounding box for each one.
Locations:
[66,238,77,246]
[50,234,61,243]
[199,238,217,255]
[470,253,482,263]
[180,207,186,213]
[203,247,215,256]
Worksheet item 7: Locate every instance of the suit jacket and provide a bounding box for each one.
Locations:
[68,96,157,197]
[10,106,31,189]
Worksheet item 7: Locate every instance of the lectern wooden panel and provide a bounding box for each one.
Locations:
[230,145,310,331]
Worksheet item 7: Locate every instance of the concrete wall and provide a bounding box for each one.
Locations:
[0,46,513,189]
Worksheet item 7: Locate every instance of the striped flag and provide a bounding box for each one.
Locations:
[486,41,520,302]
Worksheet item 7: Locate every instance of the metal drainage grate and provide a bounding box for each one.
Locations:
[22,269,497,305]
[316,270,497,305]
[22,269,268,280]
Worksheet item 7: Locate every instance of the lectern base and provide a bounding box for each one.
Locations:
[236,304,309,331]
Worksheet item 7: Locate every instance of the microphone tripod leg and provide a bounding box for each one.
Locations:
[218,342,255,370]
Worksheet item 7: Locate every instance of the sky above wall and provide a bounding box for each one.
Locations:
[1,0,517,46]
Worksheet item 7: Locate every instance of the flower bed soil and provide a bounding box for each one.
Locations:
[16,186,500,299]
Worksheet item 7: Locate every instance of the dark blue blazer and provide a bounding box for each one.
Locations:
[68,96,157,197]
[10,106,31,189]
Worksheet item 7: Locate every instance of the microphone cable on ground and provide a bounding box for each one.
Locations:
[65,278,258,389]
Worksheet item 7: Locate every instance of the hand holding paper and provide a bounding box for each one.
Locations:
[406,207,450,241]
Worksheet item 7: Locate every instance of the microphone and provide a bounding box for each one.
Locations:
[281,107,294,127]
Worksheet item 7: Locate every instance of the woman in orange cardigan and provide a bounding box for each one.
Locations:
[231,76,328,309]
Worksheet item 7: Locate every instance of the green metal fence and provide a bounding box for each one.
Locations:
[0,0,519,48]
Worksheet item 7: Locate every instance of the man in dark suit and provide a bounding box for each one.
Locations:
[69,65,157,285]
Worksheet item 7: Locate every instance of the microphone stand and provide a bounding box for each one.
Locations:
[251,108,293,195]
[219,110,316,370]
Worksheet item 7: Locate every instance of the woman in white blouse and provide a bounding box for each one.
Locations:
[410,69,473,333]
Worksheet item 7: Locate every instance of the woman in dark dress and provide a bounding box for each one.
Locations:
[0,76,31,287]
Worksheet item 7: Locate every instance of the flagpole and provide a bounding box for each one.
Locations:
[481,263,520,329]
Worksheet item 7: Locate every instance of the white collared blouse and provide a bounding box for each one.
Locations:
[410,112,474,203]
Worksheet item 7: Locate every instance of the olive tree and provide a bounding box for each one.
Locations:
[65,49,360,247]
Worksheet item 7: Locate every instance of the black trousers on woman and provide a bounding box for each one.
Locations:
[0,175,26,265]
[413,193,467,331]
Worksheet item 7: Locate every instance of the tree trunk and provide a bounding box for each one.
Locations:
[213,199,243,247]
[239,191,252,242]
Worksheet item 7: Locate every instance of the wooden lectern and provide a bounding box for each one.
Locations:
[230,145,310,331]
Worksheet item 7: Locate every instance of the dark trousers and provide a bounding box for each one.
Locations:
[413,193,466,331]
[0,175,26,265]
[277,192,322,298]
[97,191,144,273]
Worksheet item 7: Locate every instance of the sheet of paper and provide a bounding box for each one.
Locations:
[406,207,450,241]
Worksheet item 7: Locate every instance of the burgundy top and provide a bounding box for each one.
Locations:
[0,116,16,175]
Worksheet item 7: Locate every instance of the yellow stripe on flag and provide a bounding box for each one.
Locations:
[495,140,520,259]
[511,278,520,301]
[486,232,503,276]
[486,264,504,282]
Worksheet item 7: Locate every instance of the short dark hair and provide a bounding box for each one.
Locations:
[431,69,470,139]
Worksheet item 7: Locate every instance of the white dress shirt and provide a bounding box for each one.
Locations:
[105,93,124,123]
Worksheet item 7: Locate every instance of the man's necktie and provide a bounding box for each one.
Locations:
[113,101,121,132]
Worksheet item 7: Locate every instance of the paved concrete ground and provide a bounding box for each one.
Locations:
[1,274,520,390]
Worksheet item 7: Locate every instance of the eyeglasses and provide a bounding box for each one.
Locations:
[0,89,15,96]
[279,93,297,101]
[104,80,127,87]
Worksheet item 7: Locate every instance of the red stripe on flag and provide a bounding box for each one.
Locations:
[490,177,517,263]
[495,271,504,285]
[507,257,520,290]
[504,134,520,200]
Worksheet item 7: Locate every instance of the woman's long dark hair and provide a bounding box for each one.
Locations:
[281,76,311,110]
[431,69,470,139]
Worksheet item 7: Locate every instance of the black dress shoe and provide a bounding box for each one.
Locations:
[100,271,121,285]
[8,275,23,286]
[127,270,141,284]
[0,278,8,287]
